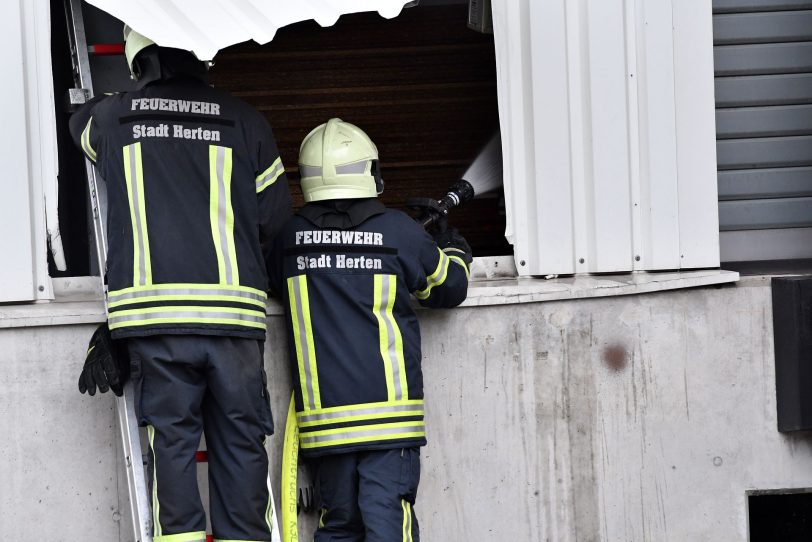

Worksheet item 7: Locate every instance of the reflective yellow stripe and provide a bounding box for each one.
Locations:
[147,425,161,537]
[108,293,267,309]
[402,500,413,542]
[109,317,266,329]
[296,400,424,428]
[256,157,285,193]
[210,146,238,285]
[81,117,97,162]
[108,305,267,330]
[373,275,407,401]
[288,275,321,410]
[299,421,425,449]
[154,533,207,542]
[296,399,424,417]
[124,143,152,287]
[447,255,471,279]
[415,248,449,300]
[109,283,266,297]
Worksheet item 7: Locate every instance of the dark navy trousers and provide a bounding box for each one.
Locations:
[312,448,421,542]
[128,335,275,542]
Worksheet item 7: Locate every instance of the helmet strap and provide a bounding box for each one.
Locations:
[370,159,384,195]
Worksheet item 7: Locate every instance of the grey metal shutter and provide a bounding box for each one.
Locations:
[714,0,812,262]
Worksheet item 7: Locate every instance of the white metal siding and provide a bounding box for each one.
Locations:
[85,0,416,60]
[0,1,55,302]
[713,0,812,262]
[492,0,720,276]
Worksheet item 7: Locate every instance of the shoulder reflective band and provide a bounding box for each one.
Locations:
[287,275,321,410]
[373,274,408,401]
[123,143,152,286]
[299,421,425,450]
[81,116,97,162]
[256,156,285,193]
[108,305,267,330]
[415,248,450,300]
[296,400,424,428]
[108,283,267,309]
[209,146,239,285]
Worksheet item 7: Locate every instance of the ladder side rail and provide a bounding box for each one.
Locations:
[64,1,152,540]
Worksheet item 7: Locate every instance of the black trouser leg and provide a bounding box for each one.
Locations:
[313,453,364,542]
[357,448,420,542]
[203,337,275,542]
[129,336,207,541]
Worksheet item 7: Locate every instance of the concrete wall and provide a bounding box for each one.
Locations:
[1,277,804,541]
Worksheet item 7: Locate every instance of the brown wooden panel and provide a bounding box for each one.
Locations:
[209,5,509,256]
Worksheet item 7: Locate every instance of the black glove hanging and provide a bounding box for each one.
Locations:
[78,323,129,397]
[433,227,473,267]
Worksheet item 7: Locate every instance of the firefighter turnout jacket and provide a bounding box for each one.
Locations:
[70,76,291,340]
[269,199,469,457]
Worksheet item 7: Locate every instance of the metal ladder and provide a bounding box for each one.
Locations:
[64,1,153,540]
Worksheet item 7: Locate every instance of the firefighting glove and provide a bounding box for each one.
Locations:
[78,323,128,397]
[434,228,473,267]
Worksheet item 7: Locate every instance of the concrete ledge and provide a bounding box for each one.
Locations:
[0,265,740,329]
[462,268,740,307]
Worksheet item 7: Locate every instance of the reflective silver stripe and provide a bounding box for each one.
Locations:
[108,309,266,325]
[334,160,369,175]
[214,146,236,285]
[291,276,317,411]
[297,402,424,424]
[125,143,150,286]
[108,286,266,304]
[298,164,322,178]
[379,275,405,401]
[300,422,425,445]
[403,500,413,542]
[256,157,285,192]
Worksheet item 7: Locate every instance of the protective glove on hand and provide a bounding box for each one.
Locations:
[433,228,473,267]
[78,323,128,397]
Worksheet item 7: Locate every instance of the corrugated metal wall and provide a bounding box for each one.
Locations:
[208,6,510,256]
[714,0,812,262]
[492,0,720,276]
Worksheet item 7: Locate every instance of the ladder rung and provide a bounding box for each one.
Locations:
[88,43,124,55]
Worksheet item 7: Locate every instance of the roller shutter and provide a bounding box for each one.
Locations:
[714,0,812,262]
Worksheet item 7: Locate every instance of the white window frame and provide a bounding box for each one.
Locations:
[0,0,62,303]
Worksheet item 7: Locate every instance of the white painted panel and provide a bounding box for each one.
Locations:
[586,0,634,272]
[0,1,36,302]
[636,0,681,269]
[493,0,720,276]
[673,0,721,268]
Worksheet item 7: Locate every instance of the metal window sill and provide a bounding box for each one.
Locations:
[0,260,740,329]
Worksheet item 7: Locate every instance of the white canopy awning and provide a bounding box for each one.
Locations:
[85,0,414,60]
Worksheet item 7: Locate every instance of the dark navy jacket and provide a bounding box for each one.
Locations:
[268,200,469,457]
[70,76,291,340]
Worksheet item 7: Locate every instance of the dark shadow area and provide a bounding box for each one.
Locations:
[209,5,510,256]
[750,491,812,541]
